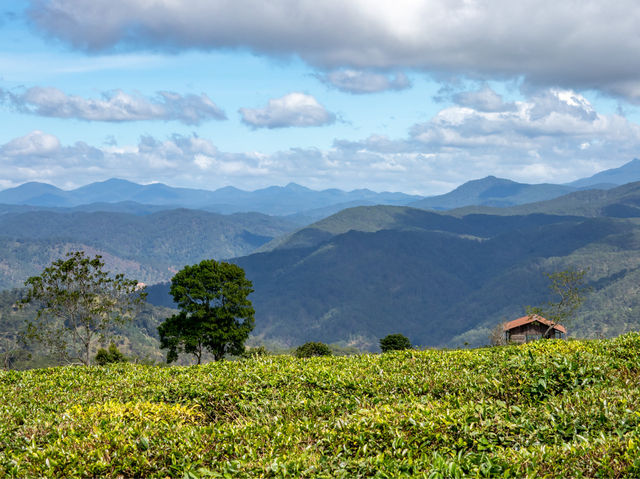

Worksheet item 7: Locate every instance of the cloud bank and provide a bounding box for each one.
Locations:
[239,93,335,129]
[2,87,639,193]
[1,87,226,125]
[28,0,640,102]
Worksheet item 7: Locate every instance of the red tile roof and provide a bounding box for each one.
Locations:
[503,314,567,334]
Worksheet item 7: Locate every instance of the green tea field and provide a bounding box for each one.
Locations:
[2,334,640,478]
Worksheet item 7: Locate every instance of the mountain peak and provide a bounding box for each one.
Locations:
[570,158,640,188]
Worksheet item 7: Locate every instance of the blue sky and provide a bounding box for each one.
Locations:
[2,0,640,195]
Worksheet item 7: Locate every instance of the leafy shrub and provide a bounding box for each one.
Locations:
[379,333,412,352]
[241,346,270,359]
[294,341,332,358]
[95,342,127,365]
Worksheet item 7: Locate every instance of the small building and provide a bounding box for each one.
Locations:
[503,314,566,344]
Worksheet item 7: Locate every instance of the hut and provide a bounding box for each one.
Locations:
[503,314,566,344]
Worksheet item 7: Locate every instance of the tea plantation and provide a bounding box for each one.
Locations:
[2,334,640,478]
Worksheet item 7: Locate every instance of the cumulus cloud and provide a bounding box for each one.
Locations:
[1,87,226,125]
[26,0,640,102]
[3,86,640,193]
[316,70,411,94]
[338,87,640,185]
[1,130,61,157]
[239,93,335,129]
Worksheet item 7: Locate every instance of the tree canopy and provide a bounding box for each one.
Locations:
[379,333,412,352]
[294,341,332,358]
[158,259,255,363]
[22,251,146,365]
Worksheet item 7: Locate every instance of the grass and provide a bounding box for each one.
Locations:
[2,334,640,477]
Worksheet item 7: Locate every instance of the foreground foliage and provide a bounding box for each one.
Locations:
[2,334,640,477]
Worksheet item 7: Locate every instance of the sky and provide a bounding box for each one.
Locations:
[1,0,640,195]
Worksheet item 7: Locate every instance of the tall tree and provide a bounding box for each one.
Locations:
[22,251,146,365]
[158,259,254,363]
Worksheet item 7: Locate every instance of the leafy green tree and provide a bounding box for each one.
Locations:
[22,251,146,366]
[294,341,332,358]
[95,342,127,365]
[379,333,412,352]
[527,268,590,336]
[158,259,255,363]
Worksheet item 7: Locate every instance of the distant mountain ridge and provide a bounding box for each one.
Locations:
[0,179,421,216]
[2,158,640,215]
[410,176,578,210]
[569,158,640,188]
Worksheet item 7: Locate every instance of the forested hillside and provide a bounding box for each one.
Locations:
[229,208,640,349]
[0,209,296,288]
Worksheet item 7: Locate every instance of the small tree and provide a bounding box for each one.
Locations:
[489,322,507,346]
[0,331,24,370]
[95,342,127,365]
[22,251,146,366]
[379,333,412,352]
[294,341,332,358]
[158,259,254,364]
[527,268,590,336]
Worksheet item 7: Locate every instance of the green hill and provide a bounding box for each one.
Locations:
[232,210,640,349]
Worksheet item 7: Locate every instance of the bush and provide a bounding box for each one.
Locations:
[379,333,412,352]
[95,342,127,365]
[241,346,270,359]
[294,341,332,358]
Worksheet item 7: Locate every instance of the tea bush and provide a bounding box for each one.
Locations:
[2,334,640,477]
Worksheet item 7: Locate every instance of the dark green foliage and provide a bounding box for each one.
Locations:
[294,341,332,358]
[158,260,254,363]
[95,342,127,365]
[379,333,412,352]
[21,251,146,366]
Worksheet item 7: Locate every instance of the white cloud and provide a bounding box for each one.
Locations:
[239,93,335,129]
[1,87,226,125]
[27,0,640,102]
[1,130,61,157]
[2,86,640,193]
[316,70,411,94]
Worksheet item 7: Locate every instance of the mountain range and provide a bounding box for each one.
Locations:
[0,179,420,217]
[1,158,639,216]
[3,159,640,355]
